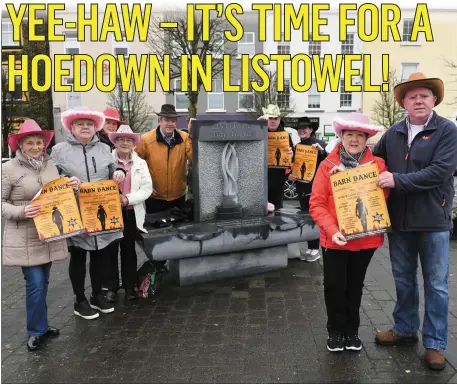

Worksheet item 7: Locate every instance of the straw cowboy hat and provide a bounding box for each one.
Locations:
[333,112,384,138]
[394,72,444,108]
[8,119,54,152]
[262,104,281,118]
[108,125,141,146]
[103,108,125,125]
[157,104,178,117]
[61,106,105,132]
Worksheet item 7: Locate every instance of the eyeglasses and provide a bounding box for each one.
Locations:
[116,138,134,143]
[74,121,95,128]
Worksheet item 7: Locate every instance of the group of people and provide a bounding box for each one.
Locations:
[2,72,457,372]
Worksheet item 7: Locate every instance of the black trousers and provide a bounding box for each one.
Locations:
[69,246,111,303]
[145,195,186,214]
[323,247,376,334]
[298,190,319,250]
[106,209,138,291]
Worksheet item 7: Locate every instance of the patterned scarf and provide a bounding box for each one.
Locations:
[339,145,366,169]
[20,150,44,173]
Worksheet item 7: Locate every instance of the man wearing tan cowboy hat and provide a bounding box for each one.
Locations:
[136,104,192,214]
[373,72,457,370]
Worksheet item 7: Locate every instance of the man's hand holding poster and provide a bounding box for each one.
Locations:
[291,144,318,182]
[31,178,84,242]
[330,163,391,240]
[78,180,124,235]
[268,132,292,168]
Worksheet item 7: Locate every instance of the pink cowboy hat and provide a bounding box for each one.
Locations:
[108,125,141,146]
[61,106,105,132]
[8,119,54,152]
[103,108,126,125]
[333,112,384,138]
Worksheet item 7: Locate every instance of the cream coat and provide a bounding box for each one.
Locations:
[2,151,68,267]
[113,150,152,233]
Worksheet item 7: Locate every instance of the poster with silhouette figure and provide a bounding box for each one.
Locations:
[31,178,84,242]
[268,132,292,168]
[291,144,318,182]
[330,163,391,240]
[78,180,124,235]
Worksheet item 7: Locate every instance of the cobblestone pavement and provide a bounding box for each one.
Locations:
[2,237,457,383]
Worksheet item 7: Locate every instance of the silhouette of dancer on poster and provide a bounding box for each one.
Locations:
[97,204,107,231]
[300,162,306,180]
[355,198,368,232]
[275,148,281,166]
[52,207,64,234]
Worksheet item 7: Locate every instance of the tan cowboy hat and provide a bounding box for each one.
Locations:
[394,72,444,108]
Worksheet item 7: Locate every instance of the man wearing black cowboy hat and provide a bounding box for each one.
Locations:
[136,104,192,214]
[289,116,327,262]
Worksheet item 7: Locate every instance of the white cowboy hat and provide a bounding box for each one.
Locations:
[108,124,141,145]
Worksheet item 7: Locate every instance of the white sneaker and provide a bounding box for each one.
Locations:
[304,249,321,262]
[299,249,312,260]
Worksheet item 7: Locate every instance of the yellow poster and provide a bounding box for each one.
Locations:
[31,178,84,242]
[78,180,124,235]
[268,132,292,168]
[330,163,391,240]
[291,144,319,183]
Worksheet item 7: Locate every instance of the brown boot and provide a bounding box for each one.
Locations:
[374,329,418,345]
[425,349,446,371]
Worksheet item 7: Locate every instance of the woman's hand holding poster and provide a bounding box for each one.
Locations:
[330,163,391,240]
[268,132,292,168]
[291,144,318,182]
[78,180,124,235]
[31,178,84,242]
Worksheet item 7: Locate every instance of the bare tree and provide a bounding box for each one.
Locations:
[107,79,155,133]
[442,58,457,106]
[242,69,296,118]
[371,69,404,129]
[146,10,238,118]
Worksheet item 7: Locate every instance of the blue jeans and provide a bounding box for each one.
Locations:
[22,263,52,337]
[388,231,450,351]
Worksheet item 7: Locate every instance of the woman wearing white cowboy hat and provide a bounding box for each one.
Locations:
[2,120,80,351]
[51,106,127,320]
[103,125,152,302]
[309,112,390,353]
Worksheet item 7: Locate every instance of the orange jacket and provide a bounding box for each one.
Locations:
[309,143,390,251]
[136,128,192,201]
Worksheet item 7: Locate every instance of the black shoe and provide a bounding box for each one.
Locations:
[27,336,42,351]
[74,300,100,320]
[105,290,117,303]
[90,294,115,314]
[46,326,60,337]
[125,289,138,300]
[327,332,345,352]
[345,333,362,351]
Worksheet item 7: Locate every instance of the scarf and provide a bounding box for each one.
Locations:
[339,145,366,169]
[18,150,44,172]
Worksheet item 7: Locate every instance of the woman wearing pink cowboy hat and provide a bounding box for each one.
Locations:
[99,108,126,150]
[2,120,79,351]
[309,112,390,353]
[103,125,152,302]
[50,106,127,320]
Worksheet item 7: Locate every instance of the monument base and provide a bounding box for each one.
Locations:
[169,245,288,286]
[216,204,243,220]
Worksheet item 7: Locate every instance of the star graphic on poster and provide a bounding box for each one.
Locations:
[372,212,384,224]
[283,158,289,164]
[110,217,119,225]
[68,218,78,228]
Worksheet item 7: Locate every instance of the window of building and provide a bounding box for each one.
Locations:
[2,20,19,46]
[207,78,224,110]
[402,19,414,41]
[174,79,188,110]
[341,33,354,54]
[308,80,320,109]
[237,32,255,56]
[277,33,290,55]
[211,32,224,59]
[238,80,254,110]
[401,63,419,82]
[66,78,81,109]
[113,46,129,56]
[277,79,290,110]
[340,79,352,107]
[308,35,321,56]
[64,31,79,55]
[3,71,23,101]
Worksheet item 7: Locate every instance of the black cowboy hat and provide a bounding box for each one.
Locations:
[157,104,178,117]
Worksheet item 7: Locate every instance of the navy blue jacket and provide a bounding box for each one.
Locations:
[373,111,457,232]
